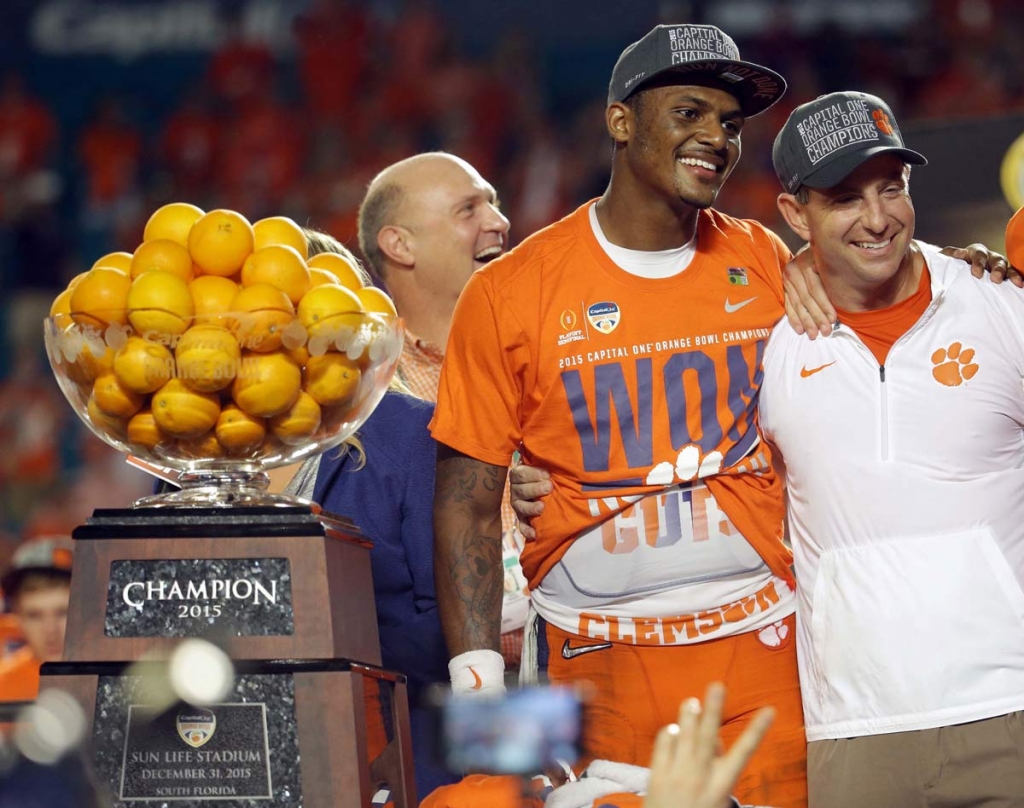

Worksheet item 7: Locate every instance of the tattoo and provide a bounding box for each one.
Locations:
[434,445,508,654]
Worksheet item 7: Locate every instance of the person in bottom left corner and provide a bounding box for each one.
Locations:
[0,536,73,701]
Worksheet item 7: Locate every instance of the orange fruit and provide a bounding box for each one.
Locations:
[307,253,365,290]
[127,272,195,335]
[215,404,266,455]
[253,216,308,258]
[189,275,238,327]
[143,202,205,248]
[297,283,363,337]
[113,336,174,394]
[302,352,361,407]
[151,378,221,439]
[130,238,193,281]
[285,343,310,367]
[70,267,132,328]
[67,335,115,385]
[355,286,398,316]
[175,325,241,393]
[91,252,134,274]
[269,390,322,444]
[127,410,169,452]
[86,394,128,440]
[229,283,295,353]
[241,244,311,304]
[92,372,145,418]
[232,351,302,417]
[177,432,225,459]
[188,209,255,277]
[308,267,342,288]
[50,287,74,323]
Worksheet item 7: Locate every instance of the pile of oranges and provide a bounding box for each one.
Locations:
[47,203,400,463]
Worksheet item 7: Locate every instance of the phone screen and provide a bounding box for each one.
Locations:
[441,686,582,775]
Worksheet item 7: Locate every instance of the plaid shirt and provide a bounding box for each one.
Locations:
[400,330,527,664]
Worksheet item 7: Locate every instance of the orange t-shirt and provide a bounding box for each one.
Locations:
[430,203,793,589]
[836,266,932,365]
[0,646,41,702]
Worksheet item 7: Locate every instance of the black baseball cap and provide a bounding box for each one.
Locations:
[773,91,927,194]
[608,24,786,117]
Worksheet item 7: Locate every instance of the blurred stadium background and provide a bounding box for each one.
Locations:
[1,0,1022,561]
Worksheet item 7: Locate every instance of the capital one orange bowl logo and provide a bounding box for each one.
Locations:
[177,707,217,748]
[587,302,620,334]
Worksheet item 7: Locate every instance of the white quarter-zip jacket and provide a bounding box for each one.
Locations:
[760,244,1024,742]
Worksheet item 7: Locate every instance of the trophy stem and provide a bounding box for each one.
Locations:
[133,469,309,508]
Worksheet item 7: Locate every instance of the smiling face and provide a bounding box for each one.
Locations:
[621,84,744,212]
[397,155,510,306]
[779,154,917,309]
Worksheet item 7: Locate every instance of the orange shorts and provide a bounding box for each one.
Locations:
[540,613,807,808]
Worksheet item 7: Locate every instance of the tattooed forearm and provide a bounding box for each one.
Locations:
[442,528,503,651]
[434,445,508,656]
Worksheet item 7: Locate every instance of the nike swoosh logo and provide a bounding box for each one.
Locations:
[469,666,482,690]
[725,296,757,313]
[800,361,836,378]
[561,639,613,660]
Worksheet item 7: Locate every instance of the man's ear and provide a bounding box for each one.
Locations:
[777,193,811,243]
[377,225,415,269]
[607,102,631,146]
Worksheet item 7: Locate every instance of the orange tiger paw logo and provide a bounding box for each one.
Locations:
[931,342,978,387]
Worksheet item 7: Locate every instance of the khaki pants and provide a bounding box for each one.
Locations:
[808,711,1024,808]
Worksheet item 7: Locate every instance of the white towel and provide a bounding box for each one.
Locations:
[544,760,649,808]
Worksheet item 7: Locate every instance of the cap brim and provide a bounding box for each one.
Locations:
[802,145,928,189]
[632,59,787,117]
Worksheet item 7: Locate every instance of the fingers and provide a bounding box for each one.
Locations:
[942,243,1014,284]
[693,682,725,771]
[509,464,550,485]
[783,250,835,339]
[508,463,551,539]
[1009,266,1024,288]
[649,715,681,778]
[720,706,774,781]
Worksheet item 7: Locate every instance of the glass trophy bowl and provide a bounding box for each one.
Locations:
[44,308,403,507]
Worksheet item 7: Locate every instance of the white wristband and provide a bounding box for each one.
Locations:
[449,649,506,696]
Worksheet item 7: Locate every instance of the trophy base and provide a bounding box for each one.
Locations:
[42,659,416,808]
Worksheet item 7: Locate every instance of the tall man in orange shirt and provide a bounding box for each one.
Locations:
[429,24,806,808]
[0,537,73,701]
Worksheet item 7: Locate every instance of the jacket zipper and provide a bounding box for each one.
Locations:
[879,364,889,461]
[833,276,947,463]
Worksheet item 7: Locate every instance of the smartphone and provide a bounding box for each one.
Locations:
[439,686,582,775]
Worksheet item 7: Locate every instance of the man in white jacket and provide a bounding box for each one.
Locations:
[760,91,1024,807]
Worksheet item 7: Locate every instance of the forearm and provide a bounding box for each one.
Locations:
[433,445,506,657]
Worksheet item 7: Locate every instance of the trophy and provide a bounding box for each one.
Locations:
[38,212,418,808]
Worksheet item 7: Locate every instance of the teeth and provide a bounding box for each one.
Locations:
[679,157,717,171]
[853,238,891,250]
[475,246,503,262]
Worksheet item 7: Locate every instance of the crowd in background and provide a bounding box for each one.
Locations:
[1,0,1023,561]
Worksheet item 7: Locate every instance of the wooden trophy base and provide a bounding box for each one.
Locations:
[43,659,415,807]
[51,505,416,808]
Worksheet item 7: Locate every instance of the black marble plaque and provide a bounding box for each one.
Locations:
[119,704,272,801]
[105,559,293,638]
[93,673,302,807]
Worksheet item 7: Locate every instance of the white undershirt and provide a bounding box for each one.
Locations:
[589,202,696,279]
